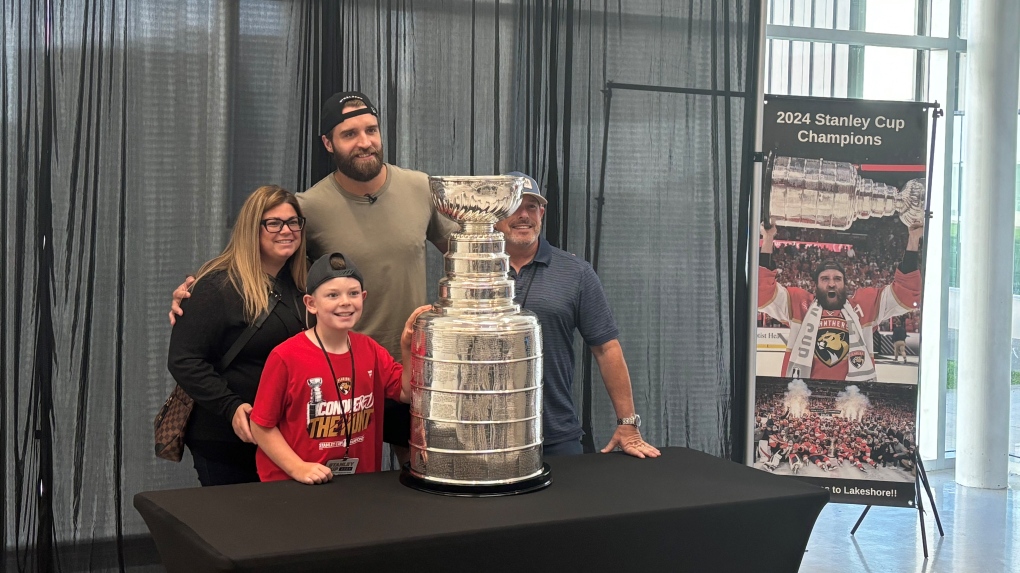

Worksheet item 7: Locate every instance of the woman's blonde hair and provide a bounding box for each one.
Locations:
[193,185,308,323]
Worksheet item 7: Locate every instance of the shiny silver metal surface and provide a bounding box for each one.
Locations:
[768,155,926,230]
[431,175,525,225]
[409,176,545,486]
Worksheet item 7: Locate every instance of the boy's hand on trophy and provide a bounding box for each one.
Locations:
[401,305,433,351]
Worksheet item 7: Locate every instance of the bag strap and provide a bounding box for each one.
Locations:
[215,292,280,372]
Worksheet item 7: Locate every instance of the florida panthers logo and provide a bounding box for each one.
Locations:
[337,379,352,395]
[849,351,866,369]
[815,329,849,366]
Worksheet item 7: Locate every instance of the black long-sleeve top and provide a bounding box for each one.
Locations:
[167,269,305,448]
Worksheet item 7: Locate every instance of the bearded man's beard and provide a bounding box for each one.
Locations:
[335,146,384,182]
[817,287,848,311]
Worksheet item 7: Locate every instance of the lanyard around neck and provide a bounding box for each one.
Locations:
[312,327,356,459]
[515,264,539,308]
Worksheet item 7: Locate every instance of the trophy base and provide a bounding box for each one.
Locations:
[399,463,552,497]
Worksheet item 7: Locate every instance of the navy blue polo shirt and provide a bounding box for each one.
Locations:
[510,237,620,445]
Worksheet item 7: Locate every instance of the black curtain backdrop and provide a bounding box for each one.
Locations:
[2,1,758,570]
[310,0,757,458]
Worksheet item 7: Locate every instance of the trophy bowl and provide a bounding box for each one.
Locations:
[430,175,525,224]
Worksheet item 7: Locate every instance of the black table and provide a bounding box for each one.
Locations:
[135,448,827,572]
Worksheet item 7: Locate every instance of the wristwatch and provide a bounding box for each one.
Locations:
[617,414,641,427]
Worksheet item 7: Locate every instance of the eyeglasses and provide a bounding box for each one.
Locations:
[260,216,306,233]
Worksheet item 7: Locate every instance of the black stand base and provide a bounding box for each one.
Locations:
[399,463,553,497]
[850,457,943,558]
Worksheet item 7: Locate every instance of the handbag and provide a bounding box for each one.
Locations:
[154,293,280,462]
[154,384,195,461]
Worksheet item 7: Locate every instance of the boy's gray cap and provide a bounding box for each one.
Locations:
[504,171,548,205]
[307,252,365,294]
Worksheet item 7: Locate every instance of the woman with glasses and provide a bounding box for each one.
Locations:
[168,185,309,486]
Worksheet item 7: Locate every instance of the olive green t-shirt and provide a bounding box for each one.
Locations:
[297,164,458,356]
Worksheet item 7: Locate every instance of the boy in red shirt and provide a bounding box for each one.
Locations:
[250,252,429,484]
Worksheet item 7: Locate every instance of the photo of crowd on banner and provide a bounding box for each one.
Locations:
[753,377,916,483]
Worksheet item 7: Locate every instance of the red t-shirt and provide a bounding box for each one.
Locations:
[251,331,403,482]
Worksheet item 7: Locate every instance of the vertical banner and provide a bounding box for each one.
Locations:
[752,96,928,507]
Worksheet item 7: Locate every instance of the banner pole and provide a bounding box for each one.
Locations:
[911,103,947,556]
[744,0,769,466]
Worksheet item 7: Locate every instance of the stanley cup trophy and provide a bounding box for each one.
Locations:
[763,152,926,230]
[399,175,552,496]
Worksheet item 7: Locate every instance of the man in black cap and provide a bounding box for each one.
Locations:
[299,91,456,356]
[173,92,457,464]
[297,92,458,463]
[758,221,923,381]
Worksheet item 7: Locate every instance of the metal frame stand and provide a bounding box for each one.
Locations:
[850,105,946,559]
[583,77,756,454]
[851,455,945,557]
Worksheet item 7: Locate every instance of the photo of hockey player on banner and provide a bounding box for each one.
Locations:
[752,95,930,507]
[756,218,923,383]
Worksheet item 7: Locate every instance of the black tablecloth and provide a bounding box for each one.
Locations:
[135,447,827,572]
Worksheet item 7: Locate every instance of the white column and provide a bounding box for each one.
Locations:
[956,0,1020,489]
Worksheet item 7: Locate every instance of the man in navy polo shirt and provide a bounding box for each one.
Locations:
[496,172,660,458]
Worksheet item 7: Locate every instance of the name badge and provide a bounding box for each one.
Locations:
[326,458,359,476]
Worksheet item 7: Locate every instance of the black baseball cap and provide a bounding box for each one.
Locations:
[306,252,365,294]
[320,91,379,137]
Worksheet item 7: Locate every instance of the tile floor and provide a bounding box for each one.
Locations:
[799,468,1020,573]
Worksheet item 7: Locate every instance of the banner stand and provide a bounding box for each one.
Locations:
[851,456,944,556]
[849,104,945,559]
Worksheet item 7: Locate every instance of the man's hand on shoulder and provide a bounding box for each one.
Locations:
[169,275,196,326]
